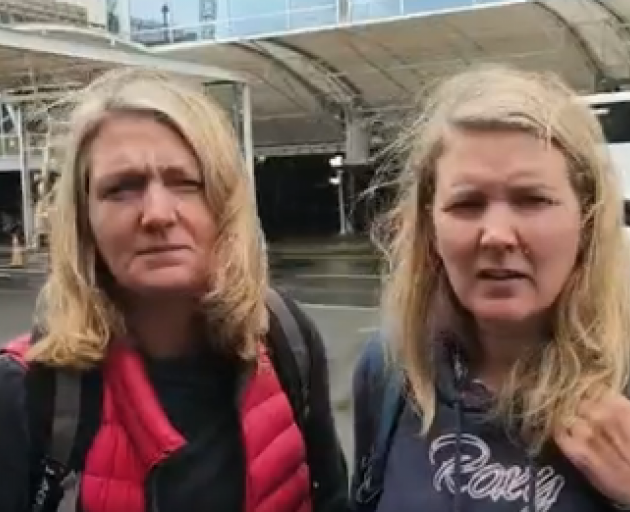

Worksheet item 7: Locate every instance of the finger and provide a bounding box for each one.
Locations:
[556,420,599,471]
[576,393,614,440]
[578,392,630,462]
[576,394,608,425]
[554,427,572,454]
[560,419,623,481]
[555,424,588,470]
[599,393,630,466]
[579,391,629,422]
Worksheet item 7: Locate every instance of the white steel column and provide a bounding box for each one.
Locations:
[117,0,132,40]
[338,0,350,22]
[345,112,370,166]
[16,106,34,247]
[240,82,263,248]
[336,168,348,235]
[241,83,255,183]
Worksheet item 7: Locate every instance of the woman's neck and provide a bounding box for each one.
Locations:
[473,321,542,392]
[125,298,198,359]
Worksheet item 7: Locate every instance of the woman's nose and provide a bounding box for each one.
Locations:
[479,205,519,252]
[140,182,177,230]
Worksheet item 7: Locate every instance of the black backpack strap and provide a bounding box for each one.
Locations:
[26,361,82,512]
[265,288,310,426]
[49,371,81,467]
[353,336,405,509]
[50,369,82,512]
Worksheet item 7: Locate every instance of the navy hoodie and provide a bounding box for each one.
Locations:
[351,337,625,512]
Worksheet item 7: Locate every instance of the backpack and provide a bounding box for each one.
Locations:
[352,337,406,512]
[21,288,312,512]
[265,288,311,431]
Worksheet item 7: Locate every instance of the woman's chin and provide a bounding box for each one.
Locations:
[124,270,206,298]
[470,298,536,325]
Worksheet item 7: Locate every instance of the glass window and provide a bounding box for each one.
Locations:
[218,0,337,37]
[130,0,173,27]
[218,0,288,38]
[129,0,220,43]
[106,0,120,33]
[403,0,502,14]
[287,0,336,30]
[350,0,401,22]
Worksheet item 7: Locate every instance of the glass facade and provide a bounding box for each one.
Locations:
[128,0,337,44]
[216,0,294,38]
[106,0,120,34]
[351,0,507,22]
[124,0,510,45]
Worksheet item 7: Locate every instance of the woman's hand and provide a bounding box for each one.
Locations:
[555,391,630,507]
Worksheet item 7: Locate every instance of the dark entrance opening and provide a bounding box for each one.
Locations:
[0,172,22,244]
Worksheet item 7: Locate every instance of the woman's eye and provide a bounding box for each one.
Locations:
[169,179,203,192]
[449,199,484,212]
[515,196,554,208]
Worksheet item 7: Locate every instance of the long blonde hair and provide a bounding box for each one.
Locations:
[378,63,630,449]
[30,67,268,369]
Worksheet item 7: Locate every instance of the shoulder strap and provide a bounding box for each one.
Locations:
[265,288,310,412]
[31,368,83,512]
[354,337,405,509]
[48,370,82,468]
[5,333,83,512]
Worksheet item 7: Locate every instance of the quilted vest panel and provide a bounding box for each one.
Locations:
[241,356,311,512]
[79,342,312,512]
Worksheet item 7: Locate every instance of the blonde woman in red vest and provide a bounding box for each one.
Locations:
[0,68,347,512]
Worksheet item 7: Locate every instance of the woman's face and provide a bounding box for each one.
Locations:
[87,114,216,298]
[432,129,582,329]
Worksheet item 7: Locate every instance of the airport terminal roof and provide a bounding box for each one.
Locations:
[156,0,630,155]
[0,23,246,104]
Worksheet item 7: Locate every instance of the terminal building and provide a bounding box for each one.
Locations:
[0,0,629,242]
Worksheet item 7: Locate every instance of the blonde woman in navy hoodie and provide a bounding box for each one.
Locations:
[351,64,630,512]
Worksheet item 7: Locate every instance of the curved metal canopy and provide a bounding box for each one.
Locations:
[0,23,246,101]
[155,0,630,154]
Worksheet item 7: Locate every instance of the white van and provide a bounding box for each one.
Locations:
[582,91,630,202]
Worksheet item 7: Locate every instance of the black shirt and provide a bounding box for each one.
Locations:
[144,350,243,512]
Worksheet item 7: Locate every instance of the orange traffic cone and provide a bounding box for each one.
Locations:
[10,234,24,268]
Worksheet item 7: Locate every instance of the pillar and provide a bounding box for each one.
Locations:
[338,0,350,22]
[108,0,131,39]
[231,82,254,184]
[344,113,370,166]
[16,106,34,248]
[241,83,255,184]
[344,112,371,233]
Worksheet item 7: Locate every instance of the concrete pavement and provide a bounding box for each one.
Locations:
[0,287,38,340]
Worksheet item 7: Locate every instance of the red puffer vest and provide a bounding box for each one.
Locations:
[5,336,312,512]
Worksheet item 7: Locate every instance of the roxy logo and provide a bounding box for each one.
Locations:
[429,433,565,512]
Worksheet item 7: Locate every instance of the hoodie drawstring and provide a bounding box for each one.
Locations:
[450,346,538,512]
[452,346,464,512]
[453,397,463,512]
[528,456,538,512]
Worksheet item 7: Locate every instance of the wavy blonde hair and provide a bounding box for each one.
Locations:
[378,63,630,449]
[29,67,268,369]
